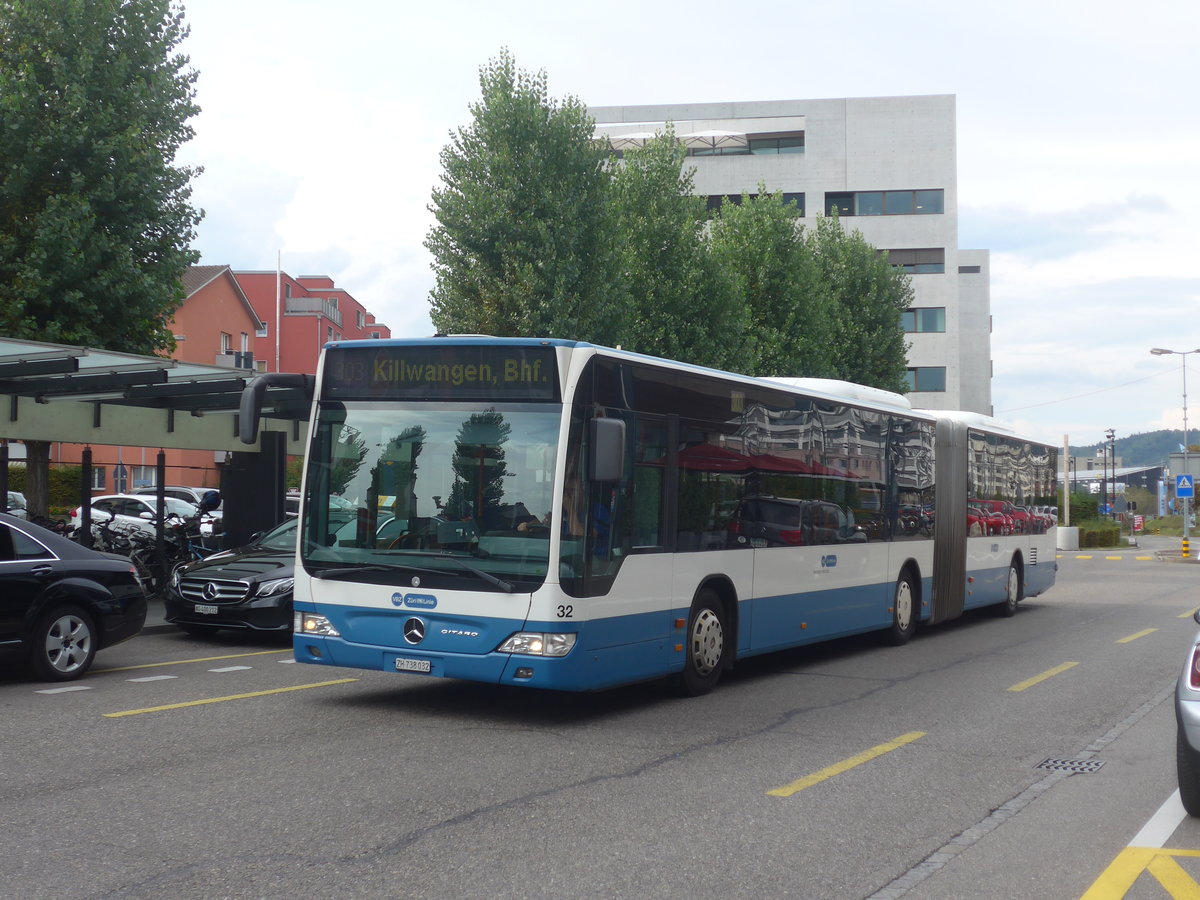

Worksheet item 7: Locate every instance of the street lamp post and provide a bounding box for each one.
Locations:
[1151,347,1200,557]
[1105,428,1116,522]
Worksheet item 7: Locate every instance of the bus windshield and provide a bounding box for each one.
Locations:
[302,401,562,590]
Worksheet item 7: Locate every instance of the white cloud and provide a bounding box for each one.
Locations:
[176,0,1200,446]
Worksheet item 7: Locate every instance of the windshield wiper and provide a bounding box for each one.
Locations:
[308,558,516,593]
[437,553,516,593]
[309,562,443,580]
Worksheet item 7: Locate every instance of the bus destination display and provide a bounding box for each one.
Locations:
[322,345,559,402]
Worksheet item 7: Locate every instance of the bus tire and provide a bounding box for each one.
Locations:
[996,558,1022,617]
[677,589,727,696]
[885,571,917,646]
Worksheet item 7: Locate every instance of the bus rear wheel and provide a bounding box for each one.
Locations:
[885,571,917,645]
[996,558,1022,617]
[677,589,727,696]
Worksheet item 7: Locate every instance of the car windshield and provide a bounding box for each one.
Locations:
[302,401,561,589]
[160,497,198,517]
[257,518,299,551]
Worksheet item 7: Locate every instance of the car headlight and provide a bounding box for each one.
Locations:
[296,612,340,636]
[497,632,577,657]
[255,577,295,597]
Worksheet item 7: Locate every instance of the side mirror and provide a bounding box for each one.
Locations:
[589,418,626,482]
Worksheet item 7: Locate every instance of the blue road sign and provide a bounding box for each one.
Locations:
[1178,474,1194,499]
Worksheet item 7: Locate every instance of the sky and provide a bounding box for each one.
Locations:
[177,0,1200,450]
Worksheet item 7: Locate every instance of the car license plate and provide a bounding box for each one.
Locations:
[394,657,431,674]
[194,604,218,615]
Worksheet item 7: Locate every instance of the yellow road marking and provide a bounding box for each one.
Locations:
[1181,608,1200,619]
[1147,853,1200,896]
[1105,556,1123,561]
[1116,628,1159,644]
[1135,556,1154,560]
[1008,661,1079,692]
[1080,847,1200,899]
[1077,555,1094,559]
[103,678,358,717]
[94,649,292,673]
[767,731,926,798]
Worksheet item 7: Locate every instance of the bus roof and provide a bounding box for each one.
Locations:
[321,336,1035,441]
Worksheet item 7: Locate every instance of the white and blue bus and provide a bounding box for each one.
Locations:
[270,337,1056,695]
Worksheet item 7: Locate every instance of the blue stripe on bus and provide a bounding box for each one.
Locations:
[293,570,950,693]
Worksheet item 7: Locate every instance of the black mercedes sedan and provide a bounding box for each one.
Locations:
[165,517,298,636]
[0,511,147,680]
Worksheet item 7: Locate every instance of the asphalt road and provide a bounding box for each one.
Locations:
[3,544,1199,899]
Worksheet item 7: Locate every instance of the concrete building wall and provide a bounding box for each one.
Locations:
[590,94,991,415]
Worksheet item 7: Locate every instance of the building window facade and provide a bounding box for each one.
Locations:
[884,248,945,274]
[825,189,944,217]
[131,465,155,489]
[707,192,804,215]
[900,308,946,333]
[688,132,805,157]
[905,367,947,392]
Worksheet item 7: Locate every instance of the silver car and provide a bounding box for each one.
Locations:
[5,490,27,519]
[1176,609,1200,815]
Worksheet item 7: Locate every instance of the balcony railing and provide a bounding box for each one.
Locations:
[285,298,342,326]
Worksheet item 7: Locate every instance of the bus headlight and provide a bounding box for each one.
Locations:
[497,632,577,657]
[296,612,340,637]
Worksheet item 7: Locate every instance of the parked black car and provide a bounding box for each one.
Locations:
[0,511,147,680]
[165,517,299,635]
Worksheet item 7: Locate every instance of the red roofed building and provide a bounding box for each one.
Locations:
[233,271,391,375]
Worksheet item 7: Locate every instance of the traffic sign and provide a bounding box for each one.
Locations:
[1179,474,1195,499]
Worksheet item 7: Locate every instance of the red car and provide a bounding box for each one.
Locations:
[971,500,1012,536]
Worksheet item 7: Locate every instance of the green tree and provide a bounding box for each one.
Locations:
[445,410,511,523]
[0,0,202,351]
[426,49,619,343]
[809,214,912,392]
[609,131,747,370]
[707,188,835,378]
[0,0,202,516]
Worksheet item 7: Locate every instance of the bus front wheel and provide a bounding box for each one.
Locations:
[678,589,727,696]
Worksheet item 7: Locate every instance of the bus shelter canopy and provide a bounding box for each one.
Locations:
[0,337,309,454]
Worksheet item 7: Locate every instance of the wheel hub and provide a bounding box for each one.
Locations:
[690,609,724,676]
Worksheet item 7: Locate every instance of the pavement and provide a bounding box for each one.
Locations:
[142,596,175,634]
[1057,531,1200,562]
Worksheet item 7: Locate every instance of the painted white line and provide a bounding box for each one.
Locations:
[208,665,253,673]
[127,675,179,683]
[1131,790,1187,848]
[277,659,297,664]
[35,685,92,694]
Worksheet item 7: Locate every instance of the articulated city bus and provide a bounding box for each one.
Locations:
[252,337,1057,695]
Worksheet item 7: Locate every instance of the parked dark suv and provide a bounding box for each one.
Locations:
[0,511,147,680]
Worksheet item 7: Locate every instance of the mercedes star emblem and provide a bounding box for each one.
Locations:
[403,617,426,645]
